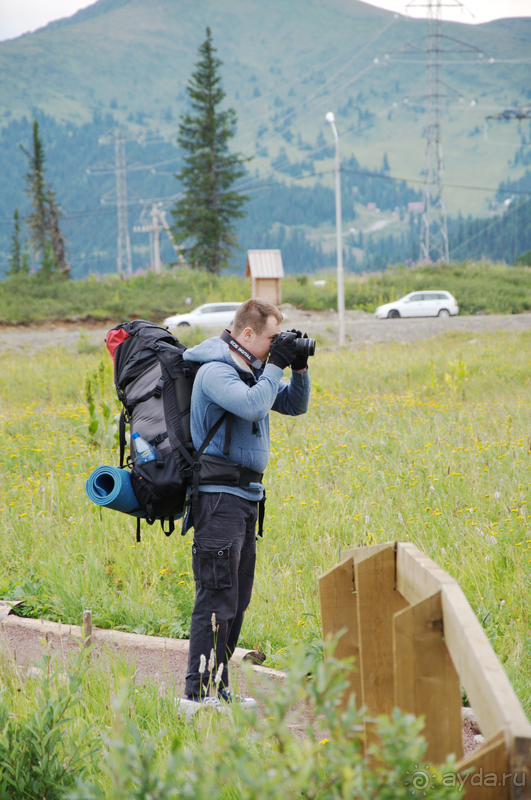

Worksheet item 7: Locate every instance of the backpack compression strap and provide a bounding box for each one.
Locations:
[190,410,230,522]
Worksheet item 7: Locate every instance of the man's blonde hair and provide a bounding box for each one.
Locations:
[232,298,283,336]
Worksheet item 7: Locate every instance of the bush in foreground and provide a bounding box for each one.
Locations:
[0,641,461,800]
[67,642,459,800]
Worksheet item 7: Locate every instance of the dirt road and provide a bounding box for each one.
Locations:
[1,310,531,355]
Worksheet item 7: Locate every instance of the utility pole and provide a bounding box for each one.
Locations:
[325,112,346,348]
[113,128,133,276]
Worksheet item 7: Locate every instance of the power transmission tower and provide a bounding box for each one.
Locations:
[390,0,480,262]
[113,127,133,276]
[134,200,185,272]
[88,130,182,276]
[417,0,449,262]
[133,202,162,274]
[87,126,141,277]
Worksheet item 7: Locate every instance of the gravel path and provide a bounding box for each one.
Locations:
[1,311,531,355]
[279,308,531,348]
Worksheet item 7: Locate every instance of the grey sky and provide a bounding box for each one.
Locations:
[0,0,530,41]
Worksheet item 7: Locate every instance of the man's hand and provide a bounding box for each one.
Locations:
[267,332,298,371]
[289,329,309,371]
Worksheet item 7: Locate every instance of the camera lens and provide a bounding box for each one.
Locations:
[296,337,316,358]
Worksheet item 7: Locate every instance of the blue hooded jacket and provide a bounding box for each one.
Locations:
[183,336,311,501]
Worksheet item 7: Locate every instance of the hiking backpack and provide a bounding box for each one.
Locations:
[106,320,263,542]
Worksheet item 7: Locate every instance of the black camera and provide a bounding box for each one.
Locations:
[274,330,316,359]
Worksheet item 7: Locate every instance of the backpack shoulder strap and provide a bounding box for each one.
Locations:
[119,409,127,468]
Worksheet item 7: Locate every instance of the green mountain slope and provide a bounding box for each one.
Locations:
[0,0,530,274]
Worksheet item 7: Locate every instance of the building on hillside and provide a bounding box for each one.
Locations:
[246,249,284,305]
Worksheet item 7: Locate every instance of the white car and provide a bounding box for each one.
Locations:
[163,302,242,329]
[374,291,458,319]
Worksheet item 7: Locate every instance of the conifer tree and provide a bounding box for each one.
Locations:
[171,28,248,273]
[6,208,24,276]
[21,120,48,259]
[20,120,70,278]
[47,188,70,277]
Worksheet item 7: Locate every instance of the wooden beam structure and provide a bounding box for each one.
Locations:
[319,542,531,799]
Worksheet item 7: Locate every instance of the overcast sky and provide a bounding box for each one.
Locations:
[0,0,530,41]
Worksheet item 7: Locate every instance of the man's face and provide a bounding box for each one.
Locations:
[241,315,282,362]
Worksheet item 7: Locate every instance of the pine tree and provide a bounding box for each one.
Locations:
[6,208,23,276]
[40,241,59,280]
[171,28,248,273]
[20,120,70,278]
[47,188,70,277]
[21,120,48,259]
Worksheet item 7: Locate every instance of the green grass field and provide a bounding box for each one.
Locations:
[0,327,530,712]
[2,260,531,324]
[1,326,530,795]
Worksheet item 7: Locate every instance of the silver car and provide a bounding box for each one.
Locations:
[163,302,242,329]
[374,291,458,319]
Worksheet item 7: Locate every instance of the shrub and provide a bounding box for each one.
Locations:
[67,642,460,800]
[0,651,98,799]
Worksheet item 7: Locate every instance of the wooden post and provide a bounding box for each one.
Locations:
[319,556,362,708]
[456,731,510,799]
[354,544,409,718]
[320,542,531,786]
[83,610,92,649]
[393,590,463,763]
[397,543,531,741]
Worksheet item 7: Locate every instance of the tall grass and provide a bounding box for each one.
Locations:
[283,260,531,314]
[0,328,530,717]
[2,260,531,323]
[0,641,461,799]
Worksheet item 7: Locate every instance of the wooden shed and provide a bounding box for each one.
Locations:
[246,249,284,305]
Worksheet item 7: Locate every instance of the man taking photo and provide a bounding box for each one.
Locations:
[181,298,311,708]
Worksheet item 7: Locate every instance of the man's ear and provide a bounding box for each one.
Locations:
[242,326,254,341]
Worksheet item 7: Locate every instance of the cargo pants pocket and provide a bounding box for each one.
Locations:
[192,540,233,590]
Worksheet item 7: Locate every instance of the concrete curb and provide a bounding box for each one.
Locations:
[0,603,286,689]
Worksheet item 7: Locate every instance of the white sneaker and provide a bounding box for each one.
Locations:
[219,689,257,709]
[177,695,226,719]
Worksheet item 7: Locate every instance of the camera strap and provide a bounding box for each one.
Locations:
[220,329,264,370]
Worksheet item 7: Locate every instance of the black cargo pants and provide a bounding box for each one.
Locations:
[184,491,257,697]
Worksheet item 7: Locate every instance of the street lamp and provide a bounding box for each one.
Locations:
[325,111,346,348]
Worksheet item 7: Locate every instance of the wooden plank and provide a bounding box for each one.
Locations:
[456,731,510,799]
[397,542,531,742]
[318,556,362,708]
[343,541,396,567]
[355,545,409,718]
[396,541,453,605]
[442,583,531,743]
[393,591,463,763]
[511,734,531,800]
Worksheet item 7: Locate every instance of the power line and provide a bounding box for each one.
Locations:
[1,164,524,230]
[238,15,398,157]
[449,194,531,257]
[235,101,398,194]
[341,167,531,195]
